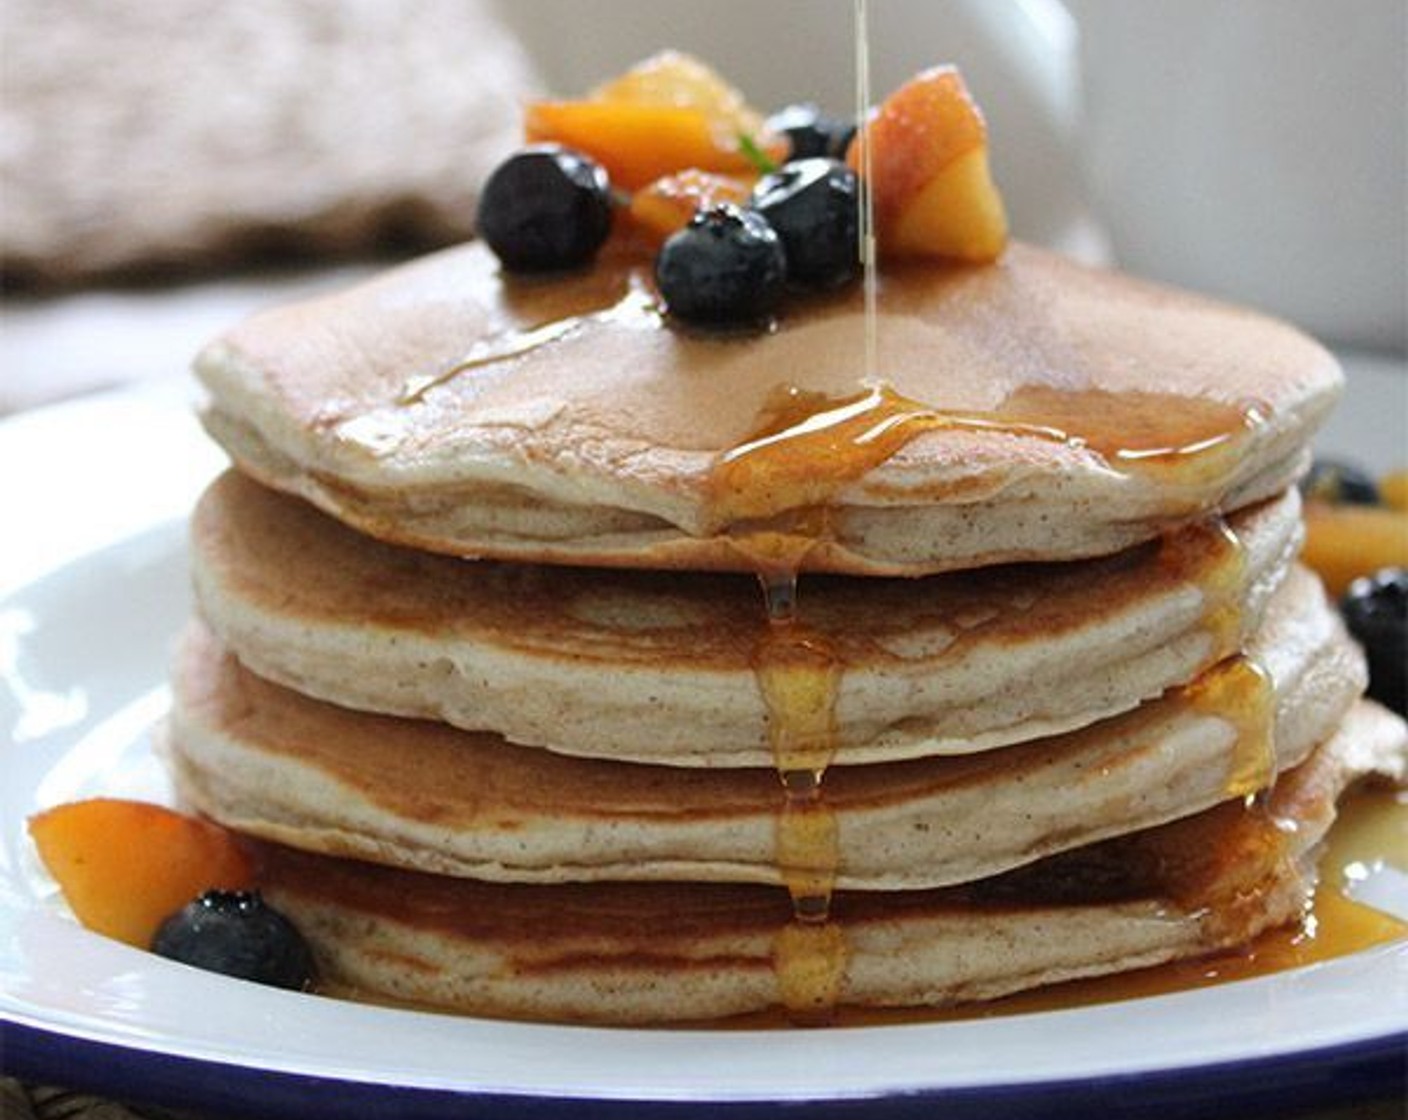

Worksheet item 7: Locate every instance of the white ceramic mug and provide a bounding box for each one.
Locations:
[1068,0,1406,352]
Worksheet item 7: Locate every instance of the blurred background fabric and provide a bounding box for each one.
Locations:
[0,0,540,288]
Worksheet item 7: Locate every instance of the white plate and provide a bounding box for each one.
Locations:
[1,384,1405,1118]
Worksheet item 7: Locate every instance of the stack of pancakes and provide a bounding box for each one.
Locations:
[168,241,1407,1024]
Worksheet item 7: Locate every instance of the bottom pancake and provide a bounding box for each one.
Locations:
[249,701,1406,1025]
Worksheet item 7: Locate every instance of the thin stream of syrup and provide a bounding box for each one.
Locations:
[1155,515,1278,801]
[855,0,879,385]
[759,0,878,1020]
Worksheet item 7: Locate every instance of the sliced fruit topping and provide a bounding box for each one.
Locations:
[847,65,1008,262]
[655,203,787,327]
[524,51,786,190]
[476,144,614,272]
[752,158,861,289]
[1382,470,1408,512]
[629,168,752,246]
[1340,568,1407,715]
[766,102,856,162]
[152,889,316,991]
[1303,501,1408,597]
[28,798,253,948]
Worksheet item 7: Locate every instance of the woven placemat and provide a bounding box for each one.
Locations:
[3,1080,153,1120]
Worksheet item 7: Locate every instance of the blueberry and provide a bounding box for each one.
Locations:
[1340,568,1407,715]
[766,103,856,162]
[152,890,316,991]
[654,204,787,327]
[1302,458,1381,505]
[476,145,613,272]
[752,159,860,289]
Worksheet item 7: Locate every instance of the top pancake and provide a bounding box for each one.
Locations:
[195,240,1341,574]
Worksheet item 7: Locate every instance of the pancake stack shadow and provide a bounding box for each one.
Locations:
[166,241,1408,1024]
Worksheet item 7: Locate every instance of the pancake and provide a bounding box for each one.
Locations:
[194,241,1341,576]
[247,701,1407,1024]
[191,471,1303,766]
[167,565,1364,890]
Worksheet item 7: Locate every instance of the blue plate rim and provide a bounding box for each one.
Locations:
[3,1016,1404,1119]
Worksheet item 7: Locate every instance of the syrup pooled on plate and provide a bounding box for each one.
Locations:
[968,783,1408,1020]
[711,786,1407,1031]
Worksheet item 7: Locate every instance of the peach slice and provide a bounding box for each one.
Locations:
[628,169,752,245]
[848,66,1008,262]
[1302,501,1408,597]
[1381,470,1408,513]
[29,798,254,948]
[525,51,785,190]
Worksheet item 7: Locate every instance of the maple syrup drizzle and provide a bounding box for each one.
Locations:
[712,787,1408,1031]
[854,0,879,384]
[1152,512,1277,802]
[371,0,1277,1024]
[757,0,878,1020]
[722,0,1271,1020]
[397,276,659,404]
[1181,654,1278,801]
[318,788,1406,1028]
[707,382,1266,530]
[1157,514,1248,659]
[725,395,1272,1019]
[754,582,849,1019]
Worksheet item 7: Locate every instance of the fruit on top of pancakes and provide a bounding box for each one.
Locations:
[28,798,253,948]
[475,145,614,273]
[767,102,856,162]
[847,65,1008,262]
[1299,457,1408,597]
[524,51,787,191]
[509,55,1009,320]
[1302,502,1408,597]
[152,889,316,991]
[752,158,861,289]
[628,168,752,246]
[655,204,788,326]
[1340,567,1407,715]
[1302,458,1382,506]
[1383,470,1408,512]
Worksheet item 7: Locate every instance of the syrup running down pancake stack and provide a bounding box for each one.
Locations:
[166,61,1406,1023]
